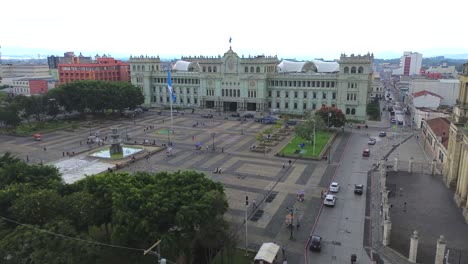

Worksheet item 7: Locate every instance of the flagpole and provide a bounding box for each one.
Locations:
[170,91,173,143]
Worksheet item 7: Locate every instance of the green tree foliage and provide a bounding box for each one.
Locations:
[315,105,346,128]
[0,153,231,264]
[51,80,144,113]
[366,101,381,121]
[294,113,325,141]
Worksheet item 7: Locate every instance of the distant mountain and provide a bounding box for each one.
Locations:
[442,54,468,60]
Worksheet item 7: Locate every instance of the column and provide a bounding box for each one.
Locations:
[383,202,390,221]
[408,230,419,263]
[383,218,392,246]
[408,156,414,173]
[394,157,398,171]
[434,235,446,264]
[431,159,436,175]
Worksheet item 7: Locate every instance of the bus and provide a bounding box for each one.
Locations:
[396,114,405,125]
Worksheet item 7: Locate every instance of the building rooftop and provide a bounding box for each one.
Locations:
[426,117,450,148]
[412,90,443,99]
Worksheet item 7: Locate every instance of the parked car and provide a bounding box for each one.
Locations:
[286,120,297,125]
[309,235,322,252]
[354,184,364,195]
[323,194,336,207]
[329,182,340,193]
[254,117,263,122]
[362,149,370,157]
[379,131,387,137]
[368,138,376,145]
[201,114,213,118]
[230,113,240,117]
[243,113,254,118]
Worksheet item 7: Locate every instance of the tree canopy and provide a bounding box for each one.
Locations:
[0,153,231,264]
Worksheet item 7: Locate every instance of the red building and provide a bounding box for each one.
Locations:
[58,55,130,85]
[29,79,50,95]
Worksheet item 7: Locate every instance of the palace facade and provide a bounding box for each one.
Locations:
[129,48,373,120]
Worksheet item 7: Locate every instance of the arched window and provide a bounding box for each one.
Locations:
[346,108,350,115]
[142,66,145,71]
[133,65,136,71]
[358,67,363,73]
[222,89,224,96]
[351,67,356,73]
[245,67,249,73]
[137,65,140,71]
[256,67,260,73]
[250,66,254,73]
[351,108,356,115]
[237,90,240,97]
[344,67,349,73]
[152,65,154,71]
[203,66,206,72]
[208,66,212,72]
[213,66,217,72]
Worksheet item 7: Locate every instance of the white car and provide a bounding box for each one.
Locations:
[329,182,340,193]
[323,194,336,207]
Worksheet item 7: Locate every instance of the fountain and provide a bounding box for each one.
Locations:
[89,128,143,159]
[109,128,123,155]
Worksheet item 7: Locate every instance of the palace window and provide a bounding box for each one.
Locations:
[294,103,297,109]
[304,92,307,98]
[294,91,298,98]
[285,91,289,98]
[358,66,363,73]
[245,67,248,73]
[322,93,327,99]
[346,108,350,114]
[256,67,260,73]
[277,91,280,97]
[351,108,356,115]
[312,103,316,110]
[351,67,356,73]
[313,92,317,99]
[285,102,289,109]
[332,92,336,99]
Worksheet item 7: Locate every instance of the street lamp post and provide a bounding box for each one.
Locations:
[211,132,216,151]
[328,112,331,130]
[287,206,296,240]
[313,120,316,156]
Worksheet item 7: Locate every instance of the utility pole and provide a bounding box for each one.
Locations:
[245,195,249,256]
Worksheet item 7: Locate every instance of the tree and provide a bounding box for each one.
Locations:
[294,114,325,141]
[315,105,346,128]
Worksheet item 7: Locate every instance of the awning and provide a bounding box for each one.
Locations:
[254,242,280,263]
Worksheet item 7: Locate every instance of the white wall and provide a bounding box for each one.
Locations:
[413,94,441,109]
[409,79,459,106]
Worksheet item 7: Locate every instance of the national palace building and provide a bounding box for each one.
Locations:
[129,48,374,120]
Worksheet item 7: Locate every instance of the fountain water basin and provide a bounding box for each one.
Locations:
[89,145,143,159]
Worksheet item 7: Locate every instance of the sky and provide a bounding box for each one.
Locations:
[1,0,468,60]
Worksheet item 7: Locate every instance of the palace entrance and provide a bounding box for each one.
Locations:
[246,102,257,111]
[205,101,215,109]
[223,102,238,112]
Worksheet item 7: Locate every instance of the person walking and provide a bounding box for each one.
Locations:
[282,162,285,169]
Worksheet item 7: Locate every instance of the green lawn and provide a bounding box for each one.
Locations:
[211,248,256,264]
[0,120,79,136]
[280,131,333,158]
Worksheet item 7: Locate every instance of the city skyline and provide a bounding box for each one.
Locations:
[1,0,468,60]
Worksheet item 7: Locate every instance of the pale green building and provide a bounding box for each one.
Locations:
[129,48,373,120]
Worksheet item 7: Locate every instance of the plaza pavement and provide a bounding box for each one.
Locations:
[0,111,338,263]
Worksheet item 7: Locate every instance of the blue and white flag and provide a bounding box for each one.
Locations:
[167,67,176,103]
[229,36,232,44]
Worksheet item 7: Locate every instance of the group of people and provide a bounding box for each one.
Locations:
[213,167,222,174]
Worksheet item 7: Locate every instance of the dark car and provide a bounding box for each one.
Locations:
[201,114,213,118]
[243,113,254,118]
[230,113,240,117]
[286,120,297,126]
[379,131,387,137]
[254,117,263,122]
[354,184,364,195]
[309,235,322,252]
[362,149,370,157]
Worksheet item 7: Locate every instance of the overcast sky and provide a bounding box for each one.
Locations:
[2,0,467,60]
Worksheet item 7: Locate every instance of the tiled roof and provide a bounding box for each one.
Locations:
[426,117,450,149]
[412,90,443,99]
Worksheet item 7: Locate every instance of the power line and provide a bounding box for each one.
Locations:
[0,215,177,263]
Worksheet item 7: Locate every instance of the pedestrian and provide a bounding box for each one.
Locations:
[288,160,291,166]
[282,162,285,169]
[218,168,222,174]
[206,146,209,151]
[79,141,82,146]
[72,151,75,156]
[222,147,224,153]
[253,200,256,209]
[26,155,29,162]
[43,147,46,151]
[296,220,300,230]
[321,190,324,199]
[66,152,69,156]
[62,152,65,157]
